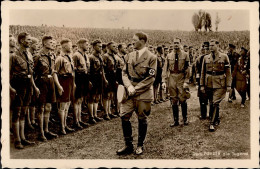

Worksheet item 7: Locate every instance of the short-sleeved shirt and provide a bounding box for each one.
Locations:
[34,49,56,77]
[55,53,74,75]
[10,48,33,79]
[89,54,103,75]
[103,53,118,74]
[73,50,90,74]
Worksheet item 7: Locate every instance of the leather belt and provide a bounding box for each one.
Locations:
[206,71,225,76]
[41,75,52,78]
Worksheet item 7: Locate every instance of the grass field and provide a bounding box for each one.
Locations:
[10,85,250,159]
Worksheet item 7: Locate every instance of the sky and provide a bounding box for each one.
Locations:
[10,9,249,31]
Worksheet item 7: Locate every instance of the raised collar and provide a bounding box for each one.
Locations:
[137,47,146,57]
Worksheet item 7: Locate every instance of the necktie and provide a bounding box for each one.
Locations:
[136,51,139,61]
[174,52,179,71]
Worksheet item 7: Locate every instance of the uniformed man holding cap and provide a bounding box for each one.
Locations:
[200,39,232,132]
[162,38,190,127]
[116,32,157,155]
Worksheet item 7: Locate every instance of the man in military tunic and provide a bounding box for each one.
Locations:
[34,35,59,141]
[232,47,250,108]
[102,41,119,120]
[227,44,240,102]
[10,32,38,148]
[195,42,210,120]
[162,38,190,127]
[88,40,108,124]
[72,38,91,129]
[200,39,232,132]
[116,32,157,155]
[55,38,76,135]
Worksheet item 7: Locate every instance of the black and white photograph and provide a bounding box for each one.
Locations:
[1,1,259,168]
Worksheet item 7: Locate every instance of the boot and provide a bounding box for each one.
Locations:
[181,102,188,125]
[170,105,179,127]
[209,106,218,132]
[209,104,214,120]
[200,103,207,120]
[214,107,220,126]
[136,119,148,155]
[116,120,134,155]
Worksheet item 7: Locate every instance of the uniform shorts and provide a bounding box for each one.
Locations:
[36,77,56,105]
[90,75,102,95]
[56,75,74,103]
[75,73,89,99]
[10,77,32,107]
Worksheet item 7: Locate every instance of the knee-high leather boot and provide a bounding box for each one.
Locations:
[170,105,179,127]
[181,102,188,125]
[138,119,147,147]
[116,120,134,155]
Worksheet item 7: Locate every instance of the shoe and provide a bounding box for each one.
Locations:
[135,146,144,155]
[158,100,163,103]
[154,101,159,104]
[50,118,59,124]
[209,124,215,132]
[45,131,58,138]
[170,122,179,127]
[38,135,48,142]
[21,139,36,145]
[94,116,103,122]
[183,120,189,125]
[103,115,111,121]
[67,115,73,119]
[14,141,24,149]
[151,102,155,106]
[199,116,207,120]
[214,119,220,126]
[31,122,38,128]
[60,129,67,135]
[74,122,83,129]
[65,126,75,132]
[241,104,245,108]
[88,118,97,124]
[116,145,134,155]
[81,111,88,115]
[228,98,233,103]
[109,114,118,118]
[79,121,89,127]
[161,99,167,102]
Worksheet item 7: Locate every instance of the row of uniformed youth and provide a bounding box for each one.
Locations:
[9,32,250,151]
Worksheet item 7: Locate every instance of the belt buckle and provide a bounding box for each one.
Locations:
[27,75,32,78]
[48,75,52,78]
[212,71,216,76]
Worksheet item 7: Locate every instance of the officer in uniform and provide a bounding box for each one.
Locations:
[116,32,157,155]
[10,32,38,148]
[55,38,76,135]
[153,46,165,104]
[200,39,232,132]
[227,44,240,102]
[27,37,40,130]
[72,38,91,129]
[162,38,190,127]
[195,42,210,120]
[34,35,59,141]
[232,47,250,108]
[88,40,108,124]
[102,41,119,120]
